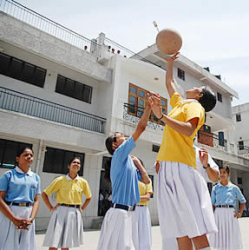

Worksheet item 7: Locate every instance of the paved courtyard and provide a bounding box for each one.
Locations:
[36,217,249,249]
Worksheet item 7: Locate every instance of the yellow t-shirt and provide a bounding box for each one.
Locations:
[156,92,205,169]
[44,175,92,205]
[137,180,153,206]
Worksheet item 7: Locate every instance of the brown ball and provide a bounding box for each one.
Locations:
[156,29,182,55]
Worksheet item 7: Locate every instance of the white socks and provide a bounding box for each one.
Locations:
[200,247,211,250]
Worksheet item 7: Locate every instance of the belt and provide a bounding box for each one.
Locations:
[111,203,136,211]
[5,201,33,207]
[60,204,80,208]
[216,205,234,208]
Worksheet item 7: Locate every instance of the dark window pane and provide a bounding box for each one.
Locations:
[43,147,84,175]
[56,75,66,94]
[22,63,35,83]
[0,53,10,75]
[128,103,136,114]
[162,108,166,114]
[65,79,75,97]
[9,58,23,80]
[74,82,83,100]
[0,139,32,169]
[161,99,166,106]
[83,85,92,103]
[33,67,46,87]
[236,114,241,122]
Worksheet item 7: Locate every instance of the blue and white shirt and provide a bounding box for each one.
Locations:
[111,136,141,207]
[211,182,246,207]
[0,167,41,203]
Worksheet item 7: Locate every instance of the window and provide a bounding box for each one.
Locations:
[177,68,185,81]
[0,52,46,88]
[148,175,154,198]
[43,147,85,175]
[217,92,222,102]
[55,75,92,104]
[128,83,167,125]
[218,131,224,147]
[152,145,160,153]
[236,113,241,122]
[239,141,244,150]
[203,125,211,133]
[238,177,243,185]
[0,139,32,169]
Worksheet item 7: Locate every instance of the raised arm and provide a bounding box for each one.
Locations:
[131,156,150,184]
[148,93,198,136]
[165,53,179,98]
[132,94,151,142]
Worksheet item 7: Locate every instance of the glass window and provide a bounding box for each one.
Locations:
[0,139,32,169]
[139,90,144,97]
[43,147,84,175]
[161,99,166,106]
[236,114,241,122]
[9,58,23,79]
[217,92,222,102]
[0,53,10,75]
[83,85,92,103]
[65,78,75,97]
[177,68,185,81]
[129,96,136,103]
[130,86,136,93]
[56,75,66,93]
[0,52,46,88]
[138,99,144,105]
[74,82,83,100]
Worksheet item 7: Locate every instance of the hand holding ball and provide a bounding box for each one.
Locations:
[156,29,182,55]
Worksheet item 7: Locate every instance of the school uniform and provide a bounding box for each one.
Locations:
[97,136,140,250]
[0,167,41,250]
[43,174,92,248]
[136,181,153,250]
[162,146,219,250]
[210,182,246,250]
[157,93,217,243]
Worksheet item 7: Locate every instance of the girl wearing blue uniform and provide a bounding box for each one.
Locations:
[97,98,151,250]
[0,147,41,250]
[210,166,246,250]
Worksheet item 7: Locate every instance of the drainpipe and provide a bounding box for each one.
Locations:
[35,139,43,174]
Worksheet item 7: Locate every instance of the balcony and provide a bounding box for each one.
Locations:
[0,87,106,133]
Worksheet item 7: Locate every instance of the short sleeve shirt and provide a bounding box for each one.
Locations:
[44,175,92,205]
[157,92,205,169]
[0,167,41,203]
[138,180,153,206]
[211,182,246,206]
[111,136,141,207]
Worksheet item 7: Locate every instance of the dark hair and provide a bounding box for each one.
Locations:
[198,86,216,112]
[68,157,81,166]
[219,165,230,174]
[105,132,120,155]
[17,147,34,157]
[104,157,112,183]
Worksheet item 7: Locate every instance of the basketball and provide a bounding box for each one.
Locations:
[156,29,182,55]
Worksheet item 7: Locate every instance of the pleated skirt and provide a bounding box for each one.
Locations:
[97,207,139,250]
[209,207,243,250]
[0,205,36,250]
[158,161,217,239]
[135,206,152,250]
[43,206,84,248]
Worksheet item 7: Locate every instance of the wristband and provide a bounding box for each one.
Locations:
[158,114,164,120]
[203,164,210,170]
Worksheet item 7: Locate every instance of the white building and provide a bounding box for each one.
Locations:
[0,0,248,231]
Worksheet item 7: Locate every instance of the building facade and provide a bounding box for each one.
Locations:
[0,0,248,231]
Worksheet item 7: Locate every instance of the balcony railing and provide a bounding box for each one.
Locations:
[0,87,106,133]
[0,0,99,52]
[238,146,249,156]
[198,130,227,151]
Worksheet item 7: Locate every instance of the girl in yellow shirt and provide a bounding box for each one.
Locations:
[42,157,92,250]
[148,53,217,250]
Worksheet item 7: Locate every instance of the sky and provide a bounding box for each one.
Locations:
[15,0,249,106]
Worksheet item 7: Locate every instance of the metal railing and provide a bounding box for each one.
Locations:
[237,145,249,156]
[197,130,227,151]
[0,0,99,52]
[0,87,106,133]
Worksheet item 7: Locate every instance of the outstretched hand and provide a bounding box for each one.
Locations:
[164,52,180,63]
[199,148,209,167]
[148,92,163,119]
